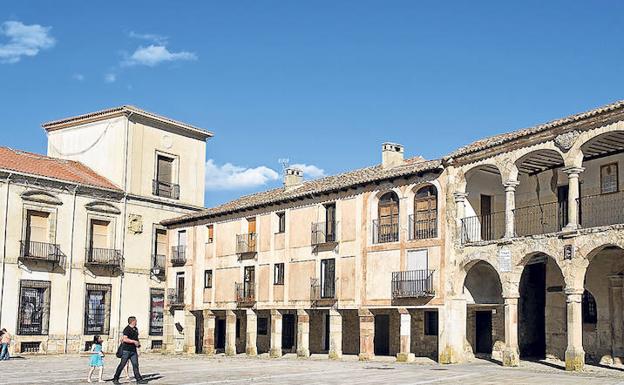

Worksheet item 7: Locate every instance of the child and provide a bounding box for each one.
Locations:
[87,335,104,383]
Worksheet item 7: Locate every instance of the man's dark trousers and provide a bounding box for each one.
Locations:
[113,350,142,381]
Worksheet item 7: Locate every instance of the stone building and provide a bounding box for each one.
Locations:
[0,106,211,355]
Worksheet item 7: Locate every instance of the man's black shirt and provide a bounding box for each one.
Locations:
[122,325,139,352]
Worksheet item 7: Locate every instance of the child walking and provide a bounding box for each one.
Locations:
[87,335,105,383]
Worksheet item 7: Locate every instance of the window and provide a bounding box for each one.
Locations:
[257,317,268,335]
[236,318,241,339]
[25,210,50,243]
[274,263,284,285]
[89,219,110,250]
[582,289,597,324]
[601,163,618,194]
[204,270,213,289]
[320,259,336,298]
[207,225,214,243]
[424,311,438,336]
[276,212,286,233]
[149,289,164,335]
[153,228,167,269]
[376,191,400,243]
[154,154,179,199]
[84,284,112,335]
[413,185,438,239]
[17,280,51,335]
[325,203,336,242]
[176,272,185,303]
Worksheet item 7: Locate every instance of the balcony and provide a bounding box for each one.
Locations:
[579,192,624,228]
[171,245,186,266]
[152,179,180,200]
[310,277,337,307]
[514,201,566,237]
[391,270,435,299]
[19,240,64,266]
[372,220,399,244]
[85,247,123,269]
[408,215,437,240]
[236,233,257,256]
[167,288,184,308]
[151,254,166,278]
[460,211,505,244]
[311,221,338,246]
[235,282,255,307]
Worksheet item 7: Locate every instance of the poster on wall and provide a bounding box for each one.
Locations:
[498,248,512,272]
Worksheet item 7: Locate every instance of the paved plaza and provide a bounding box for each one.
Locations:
[2,354,624,385]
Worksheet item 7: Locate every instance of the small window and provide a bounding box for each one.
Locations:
[257,317,268,335]
[274,263,285,285]
[207,225,214,243]
[204,270,213,289]
[424,311,438,336]
[582,289,597,324]
[601,163,618,194]
[276,212,286,233]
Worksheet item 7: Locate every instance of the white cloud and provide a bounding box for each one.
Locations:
[104,73,116,83]
[205,159,279,191]
[290,163,326,178]
[122,44,197,67]
[0,20,55,63]
[128,31,167,44]
[72,73,85,81]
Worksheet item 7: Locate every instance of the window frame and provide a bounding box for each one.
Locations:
[17,280,51,336]
[276,212,286,234]
[274,263,285,285]
[204,269,213,289]
[207,224,214,243]
[600,162,619,194]
[149,289,165,336]
[84,283,112,335]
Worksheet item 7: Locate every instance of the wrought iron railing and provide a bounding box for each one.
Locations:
[409,214,437,240]
[171,245,186,265]
[311,221,338,245]
[391,270,435,299]
[19,240,63,264]
[167,288,184,307]
[514,201,566,237]
[151,254,166,277]
[460,211,505,244]
[310,277,337,302]
[372,220,399,243]
[579,192,624,228]
[85,247,122,268]
[235,282,255,305]
[152,179,180,200]
[236,233,257,254]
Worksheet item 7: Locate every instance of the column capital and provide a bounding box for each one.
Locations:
[453,191,468,203]
[562,166,585,177]
[564,287,584,300]
[503,295,520,302]
[503,180,520,191]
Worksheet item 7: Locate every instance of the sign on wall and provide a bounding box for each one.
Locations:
[498,247,512,272]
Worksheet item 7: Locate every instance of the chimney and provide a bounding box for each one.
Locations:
[382,142,404,168]
[284,167,304,189]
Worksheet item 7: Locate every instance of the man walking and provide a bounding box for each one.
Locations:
[112,316,147,384]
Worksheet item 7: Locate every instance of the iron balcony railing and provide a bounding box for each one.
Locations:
[85,247,122,268]
[514,201,567,237]
[235,282,255,306]
[391,269,435,299]
[408,214,437,240]
[372,220,399,244]
[460,211,505,244]
[579,192,624,228]
[19,240,63,264]
[171,245,186,266]
[152,179,180,200]
[151,254,166,277]
[167,288,184,307]
[310,277,337,304]
[311,221,338,245]
[236,233,257,254]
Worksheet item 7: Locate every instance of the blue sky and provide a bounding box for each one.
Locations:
[1,1,623,207]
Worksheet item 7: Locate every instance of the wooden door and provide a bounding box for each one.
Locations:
[26,211,49,243]
[480,195,492,240]
[374,314,390,356]
[176,272,185,302]
[247,217,256,233]
[557,185,569,230]
[90,220,110,249]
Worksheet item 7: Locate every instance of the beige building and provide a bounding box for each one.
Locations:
[0,106,211,355]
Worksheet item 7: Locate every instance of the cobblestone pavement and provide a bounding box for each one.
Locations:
[2,354,624,385]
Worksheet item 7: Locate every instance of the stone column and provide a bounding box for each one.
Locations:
[503,181,519,238]
[328,309,343,360]
[502,296,520,367]
[184,310,197,354]
[202,310,215,355]
[296,309,310,358]
[454,192,469,242]
[163,310,175,354]
[439,298,466,364]
[358,308,375,361]
[396,308,414,362]
[245,309,258,356]
[609,276,624,359]
[270,309,283,358]
[563,167,584,230]
[565,288,585,371]
[225,310,237,356]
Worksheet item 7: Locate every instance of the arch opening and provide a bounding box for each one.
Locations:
[462,165,505,242]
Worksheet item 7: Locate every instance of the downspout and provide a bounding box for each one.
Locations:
[63,184,79,353]
[0,173,13,323]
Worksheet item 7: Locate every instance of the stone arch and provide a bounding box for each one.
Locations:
[568,122,624,161]
[463,260,503,305]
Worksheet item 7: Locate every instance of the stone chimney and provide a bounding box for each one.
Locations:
[382,142,404,168]
[284,167,304,189]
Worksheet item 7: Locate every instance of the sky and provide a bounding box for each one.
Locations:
[1,1,623,207]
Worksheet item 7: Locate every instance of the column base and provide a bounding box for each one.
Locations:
[565,348,585,371]
[438,346,462,364]
[329,350,342,360]
[358,352,374,361]
[246,347,257,357]
[225,347,236,356]
[296,348,310,358]
[396,352,415,363]
[502,348,519,367]
[270,348,283,358]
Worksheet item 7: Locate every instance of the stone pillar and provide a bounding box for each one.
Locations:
[396,308,414,362]
[358,308,375,361]
[270,309,283,358]
[454,192,469,242]
[565,288,585,371]
[502,297,520,367]
[246,309,258,356]
[439,298,466,364]
[225,310,237,356]
[184,310,197,354]
[296,309,310,358]
[563,167,584,231]
[328,309,342,360]
[503,181,519,238]
[202,310,215,355]
[163,310,175,353]
[610,276,624,359]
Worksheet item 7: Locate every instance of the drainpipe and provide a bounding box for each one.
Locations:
[0,173,13,323]
[63,184,79,353]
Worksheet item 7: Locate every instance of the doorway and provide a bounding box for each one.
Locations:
[194,311,204,354]
[374,314,390,356]
[475,311,493,354]
[282,314,296,350]
[324,313,330,351]
[480,195,492,240]
[519,260,546,358]
[215,319,226,350]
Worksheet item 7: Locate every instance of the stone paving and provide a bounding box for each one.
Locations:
[2,354,624,385]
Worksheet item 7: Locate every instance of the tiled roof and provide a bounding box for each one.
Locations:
[0,147,122,191]
[163,157,442,225]
[446,99,624,159]
[42,105,213,139]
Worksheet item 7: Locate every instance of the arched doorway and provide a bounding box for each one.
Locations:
[413,185,438,239]
[376,191,400,243]
[518,253,566,359]
[463,261,503,357]
[462,165,505,242]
